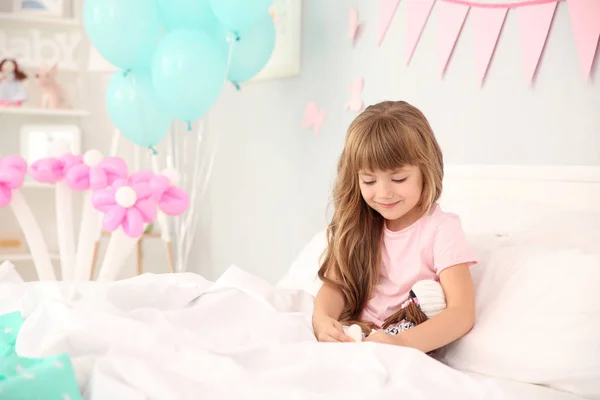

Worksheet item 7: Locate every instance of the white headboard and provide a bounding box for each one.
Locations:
[440,165,600,235]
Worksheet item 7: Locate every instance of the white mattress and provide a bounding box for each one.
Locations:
[0,264,586,400]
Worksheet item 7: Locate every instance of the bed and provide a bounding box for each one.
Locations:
[1,165,599,399]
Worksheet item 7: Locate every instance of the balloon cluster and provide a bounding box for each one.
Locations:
[84,0,276,147]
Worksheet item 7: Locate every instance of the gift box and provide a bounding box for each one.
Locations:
[0,311,82,400]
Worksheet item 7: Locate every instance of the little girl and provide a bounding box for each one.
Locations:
[312,101,478,353]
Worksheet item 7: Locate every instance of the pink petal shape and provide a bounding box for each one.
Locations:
[89,166,108,191]
[0,169,24,189]
[123,208,144,238]
[100,157,128,185]
[61,154,83,172]
[378,0,401,46]
[517,2,557,84]
[405,0,435,64]
[471,7,508,86]
[567,0,600,81]
[132,182,153,201]
[135,199,157,223]
[159,187,189,216]
[66,164,91,191]
[149,175,170,201]
[30,158,64,183]
[92,188,117,213]
[0,185,12,208]
[103,206,127,232]
[112,179,128,189]
[438,1,470,76]
[130,170,155,185]
[1,156,27,174]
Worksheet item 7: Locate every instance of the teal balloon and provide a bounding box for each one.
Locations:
[84,0,159,69]
[228,15,276,84]
[210,0,273,33]
[152,29,227,121]
[203,18,229,58]
[106,70,172,147]
[156,0,214,31]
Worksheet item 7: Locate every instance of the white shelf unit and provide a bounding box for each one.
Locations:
[0,7,89,274]
[0,107,89,117]
[0,12,80,27]
[22,181,54,189]
[0,253,60,262]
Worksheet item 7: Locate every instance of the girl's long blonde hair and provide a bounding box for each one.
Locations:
[318,101,444,330]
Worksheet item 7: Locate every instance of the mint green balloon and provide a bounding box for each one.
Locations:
[152,29,227,121]
[84,0,159,69]
[156,0,214,31]
[228,15,276,84]
[210,0,273,33]
[106,70,172,147]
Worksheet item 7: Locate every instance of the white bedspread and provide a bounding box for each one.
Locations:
[0,265,584,400]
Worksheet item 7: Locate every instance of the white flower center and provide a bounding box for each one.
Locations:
[83,149,103,167]
[115,186,137,208]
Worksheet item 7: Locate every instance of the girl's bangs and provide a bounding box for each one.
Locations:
[351,119,421,173]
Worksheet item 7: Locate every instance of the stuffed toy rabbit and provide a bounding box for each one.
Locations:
[35,63,68,109]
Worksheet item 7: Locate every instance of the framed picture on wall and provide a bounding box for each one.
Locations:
[13,0,64,17]
[20,124,81,165]
[252,0,302,81]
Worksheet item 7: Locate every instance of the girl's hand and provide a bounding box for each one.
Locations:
[312,314,355,343]
[364,331,401,346]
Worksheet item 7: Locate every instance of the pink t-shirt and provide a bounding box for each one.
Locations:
[361,203,478,328]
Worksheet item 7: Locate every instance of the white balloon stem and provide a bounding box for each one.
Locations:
[150,152,172,243]
[96,228,139,281]
[55,181,76,280]
[10,190,56,281]
[109,129,120,157]
[73,191,103,281]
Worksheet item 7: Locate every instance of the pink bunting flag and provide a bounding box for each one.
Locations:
[567,0,600,81]
[378,0,401,47]
[471,7,508,85]
[405,0,435,64]
[517,2,557,84]
[438,1,470,76]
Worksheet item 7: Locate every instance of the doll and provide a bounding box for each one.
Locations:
[346,280,447,341]
[0,59,28,107]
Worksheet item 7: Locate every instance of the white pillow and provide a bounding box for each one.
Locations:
[275,230,502,298]
[276,231,326,297]
[436,230,600,399]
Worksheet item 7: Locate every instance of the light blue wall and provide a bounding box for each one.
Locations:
[192,0,599,282]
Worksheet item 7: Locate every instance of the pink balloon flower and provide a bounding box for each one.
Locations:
[91,179,158,238]
[29,154,83,184]
[149,174,190,216]
[125,169,189,216]
[0,156,27,207]
[65,151,128,191]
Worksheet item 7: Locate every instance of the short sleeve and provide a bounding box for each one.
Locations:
[432,215,479,274]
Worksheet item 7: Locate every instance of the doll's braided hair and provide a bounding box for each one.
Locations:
[381,296,428,329]
[347,291,430,335]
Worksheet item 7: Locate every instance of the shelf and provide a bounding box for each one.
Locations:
[22,181,54,189]
[0,253,60,262]
[0,13,80,27]
[0,107,89,117]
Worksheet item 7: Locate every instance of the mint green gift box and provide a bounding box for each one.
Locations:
[0,311,83,400]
